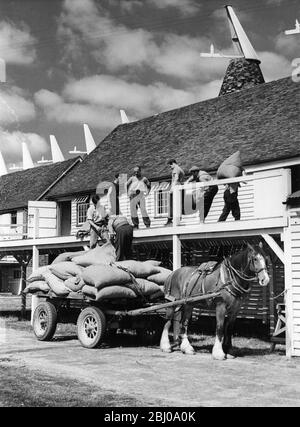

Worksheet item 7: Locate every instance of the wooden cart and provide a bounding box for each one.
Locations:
[32,290,220,349]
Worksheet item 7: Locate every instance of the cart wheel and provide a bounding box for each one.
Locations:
[77,307,106,349]
[33,301,57,341]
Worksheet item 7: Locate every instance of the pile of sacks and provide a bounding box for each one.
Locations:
[24,242,172,302]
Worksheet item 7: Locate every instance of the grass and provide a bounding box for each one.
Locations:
[0,361,153,407]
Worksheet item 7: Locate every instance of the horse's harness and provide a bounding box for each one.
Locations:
[178,251,266,302]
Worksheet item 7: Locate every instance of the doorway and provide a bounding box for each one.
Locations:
[59,201,71,236]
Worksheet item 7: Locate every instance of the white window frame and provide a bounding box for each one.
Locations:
[75,196,90,226]
[154,187,170,218]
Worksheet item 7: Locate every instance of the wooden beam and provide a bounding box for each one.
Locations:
[261,233,285,265]
[31,246,40,325]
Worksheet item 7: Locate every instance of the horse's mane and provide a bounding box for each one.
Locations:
[228,244,267,268]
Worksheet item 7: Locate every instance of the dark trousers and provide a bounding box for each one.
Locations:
[204,185,218,218]
[167,190,185,222]
[115,224,134,261]
[218,189,240,222]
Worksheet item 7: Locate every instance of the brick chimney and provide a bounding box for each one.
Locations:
[219,58,265,96]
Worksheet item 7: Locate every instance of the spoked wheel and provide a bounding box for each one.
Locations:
[33,301,57,341]
[77,307,106,349]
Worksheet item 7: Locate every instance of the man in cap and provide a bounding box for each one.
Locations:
[126,166,151,229]
[166,159,185,225]
[186,166,218,220]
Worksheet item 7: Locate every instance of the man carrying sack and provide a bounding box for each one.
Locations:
[108,215,134,261]
[186,166,218,220]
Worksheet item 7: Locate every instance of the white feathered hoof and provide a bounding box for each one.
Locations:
[160,345,172,353]
[180,341,195,355]
[212,347,226,360]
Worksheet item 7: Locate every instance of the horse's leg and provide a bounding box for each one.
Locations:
[223,305,240,359]
[212,302,226,360]
[160,308,174,353]
[180,305,195,355]
[172,309,182,349]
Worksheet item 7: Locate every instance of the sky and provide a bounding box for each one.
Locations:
[0,0,299,167]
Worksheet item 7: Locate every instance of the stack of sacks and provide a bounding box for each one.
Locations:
[217,151,243,179]
[24,243,116,297]
[81,260,165,302]
[24,241,170,302]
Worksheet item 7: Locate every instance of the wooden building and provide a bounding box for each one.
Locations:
[0,71,299,355]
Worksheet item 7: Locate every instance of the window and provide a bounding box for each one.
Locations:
[154,187,169,217]
[13,269,21,280]
[11,211,17,226]
[76,202,90,225]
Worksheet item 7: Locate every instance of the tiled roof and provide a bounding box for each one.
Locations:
[47,77,300,198]
[0,157,81,213]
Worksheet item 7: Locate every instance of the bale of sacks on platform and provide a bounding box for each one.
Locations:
[23,242,172,302]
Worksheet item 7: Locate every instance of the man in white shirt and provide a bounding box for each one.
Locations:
[126,166,151,229]
[166,159,185,225]
[86,195,108,248]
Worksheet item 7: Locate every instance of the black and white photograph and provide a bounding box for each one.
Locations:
[0,0,299,411]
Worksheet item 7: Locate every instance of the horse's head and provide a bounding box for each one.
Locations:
[247,243,270,287]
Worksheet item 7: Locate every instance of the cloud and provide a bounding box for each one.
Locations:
[0,86,36,127]
[57,0,226,83]
[259,51,292,81]
[275,33,300,58]
[0,131,48,161]
[0,21,36,65]
[107,0,200,16]
[35,88,120,129]
[35,74,221,134]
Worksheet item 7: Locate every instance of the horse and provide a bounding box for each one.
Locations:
[160,243,270,360]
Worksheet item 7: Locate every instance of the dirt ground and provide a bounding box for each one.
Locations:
[1,319,300,407]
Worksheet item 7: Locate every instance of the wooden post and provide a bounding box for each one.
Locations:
[15,253,32,320]
[31,246,39,325]
[173,234,181,271]
[283,226,293,358]
[173,186,181,227]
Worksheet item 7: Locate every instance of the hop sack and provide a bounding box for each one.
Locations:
[147,267,173,285]
[115,260,161,278]
[95,286,137,301]
[42,271,70,297]
[82,265,131,289]
[51,251,87,264]
[64,276,85,292]
[24,281,50,294]
[27,266,50,283]
[49,262,83,280]
[217,151,243,179]
[73,242,116,267]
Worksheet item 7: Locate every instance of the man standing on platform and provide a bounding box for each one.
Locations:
[186,166,218,220]
[86,195,108,248]
[166,159,185,225]
[126,166,151,229]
